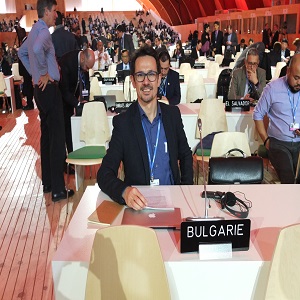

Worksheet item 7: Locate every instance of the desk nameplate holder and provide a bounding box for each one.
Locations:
[225,99,250,112]
[180,219,251,254]
[102,77,116,85]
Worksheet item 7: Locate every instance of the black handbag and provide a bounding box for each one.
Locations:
[208,148,264,184]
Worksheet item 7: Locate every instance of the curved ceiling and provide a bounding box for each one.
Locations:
[139,0,266,26]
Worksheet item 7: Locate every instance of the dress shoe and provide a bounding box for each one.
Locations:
[52,189,75,202]
[23,105,34,111]
[43,185,52,193]
[64,164,75,175]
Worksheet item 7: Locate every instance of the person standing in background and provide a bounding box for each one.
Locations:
[211,21,223,56]
[18,0,74,201]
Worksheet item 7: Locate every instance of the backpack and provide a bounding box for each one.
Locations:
[216,68,232,101]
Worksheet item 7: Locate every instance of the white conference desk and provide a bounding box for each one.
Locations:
[52,184,300,300]
[71,103,258,154]
[99,77,217,102]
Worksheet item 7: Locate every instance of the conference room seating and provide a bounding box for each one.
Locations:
[186,71,206,103]
[207,61,220,80]
[264,223,300,300]
[194,98,228,183]
[11,63,23,82]
[66,101,110,198]
[214,54,223,66]
[179,62,192,82]
[106,89,125,102]
[85,225,171,300]
[89,76,102,100]
[107,63,117,77]
[123,75,137,101]
[272,61,286,80]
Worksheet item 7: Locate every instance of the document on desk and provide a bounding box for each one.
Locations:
[137,187,174,210]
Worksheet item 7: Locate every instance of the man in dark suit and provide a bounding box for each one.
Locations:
[236,39,247,53]
[223,25,238,56]
[52,11,78,62]
[211,21,223,55]
[158,51,181,105]
[281,39,290,63]
[59,49,95,156]
[228,48,266,102]
[97,45,193,208]
[190,40,203,60]
[116,49,130,71]
[116,24,135,61]
[271,24,279,49]
[154,37,167,54]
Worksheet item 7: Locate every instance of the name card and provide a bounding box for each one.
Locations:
[179,75,184,83]
[102,77,116,85]
[180,219,251,253]
[225,99,250,111]
[194,62,205,69]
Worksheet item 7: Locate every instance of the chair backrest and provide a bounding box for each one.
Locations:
[12,63,23,81]
[89,76,102,100]
[108,64,117,77]
[196,98,228,139]
[215,54,223,65]
[80,101,110,145]
[124,75,137,101]
[179,62,192,82]
[85,225,171,300]
[0,72,7,92]
[210,132,251,157]
[207,62,220,79]
[273,61,286,80]
[107,89,125,102]
[264,223,300,300]
[235,51,241,60]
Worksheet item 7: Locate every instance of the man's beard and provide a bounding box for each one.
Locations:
[288,83,300,94]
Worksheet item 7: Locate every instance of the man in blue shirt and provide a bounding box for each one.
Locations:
[18,0,74,201]
[97,46,193,210]
[253,54,300,183]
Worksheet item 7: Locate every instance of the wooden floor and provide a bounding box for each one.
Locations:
[0,107,279,300]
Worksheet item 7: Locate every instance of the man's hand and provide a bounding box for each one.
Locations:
[160,96,169,103]
[38,73,52,91]
[247,69,258,85]
[122,186,148,210]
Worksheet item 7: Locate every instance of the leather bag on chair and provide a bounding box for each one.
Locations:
[208,148,264,184]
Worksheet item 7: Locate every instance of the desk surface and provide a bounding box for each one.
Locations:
[52,184,300,300]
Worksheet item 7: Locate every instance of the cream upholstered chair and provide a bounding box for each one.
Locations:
[179,62,192,82]
[89,76,102,100]
[85,225,171,300]
[66,101,110,194]
[0,72,10,113]
[214,54,223,65]
[264,223,300,300]
[235,51,242,60]
[107,63,117,77]
[186,70,207,103]
[124,75,137,101]
[12,63,23,82]
[273,61,286,80]
[207,61,220,79]
[194,98,228,183]
[107,89,125,102]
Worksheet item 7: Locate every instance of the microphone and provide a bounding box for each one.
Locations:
[186,118,224,221]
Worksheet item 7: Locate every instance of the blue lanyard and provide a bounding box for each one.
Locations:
[142,119,161,181]
[287,89,300,123]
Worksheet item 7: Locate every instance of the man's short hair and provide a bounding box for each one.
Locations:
[121,49,129,55]
[214,21,220,26]
[246,48,259,59]
[130,45,160,76]
[158,50,170,63]
[116,24,125,32]
[37,0,57,19]
[281,39,288,45]
[241,39,245,43]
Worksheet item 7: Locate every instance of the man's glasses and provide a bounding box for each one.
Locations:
[134,71,158,82]
[246,61,259,67]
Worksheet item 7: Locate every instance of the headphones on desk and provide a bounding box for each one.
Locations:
[218,192,250,219]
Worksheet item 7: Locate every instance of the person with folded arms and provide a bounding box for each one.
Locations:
[97,45,193,210]
[253,54,300,183]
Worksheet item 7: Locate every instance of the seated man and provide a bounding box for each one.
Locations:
[116,49,130,71]
[281,39,290,63]
[228,48,266,102]
[97,45,193,210]
[190,40,203,60]
[93,40,111,70]
[236,38,247,53]
[253,54,300,183]
[158,51,181,105]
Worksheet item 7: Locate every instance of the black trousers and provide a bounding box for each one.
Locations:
[34,84,66,193]
[269,137,300,184]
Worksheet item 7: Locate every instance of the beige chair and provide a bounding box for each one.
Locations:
[0,72,10,113]
[85,225,171,300]
[273,61,286,80]
[207,62,220,79]
[264,223,300,300]
[66,101,110,196]
[12,63,23,82]
[107,63,117,77]
[214,54,223,65]
[89,76,102,100]
[107,89,125,102]
[235,51,242,60]
[124,75,137,101]
[179,62,192,82]
[186,71,207,103]
[194,99,228,183]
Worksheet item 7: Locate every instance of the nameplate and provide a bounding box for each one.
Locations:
[225,99,250,111]
[102,77,116,85]
[180,219,251,253]
[194,62,205,69]
[179,75,184,83]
